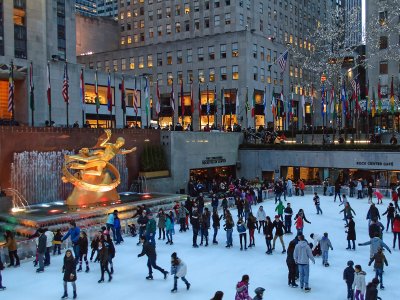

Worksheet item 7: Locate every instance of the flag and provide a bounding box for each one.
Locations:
[301,90,305,118]
[330,85,336,119]
[80,68,85,112]
[271,88,276,118]
[156,80,161,116]
[350,78,357,97]
[355,80,361,113]
[206,85,210,115]
[366,81,370,113]
[251,89,255,117]
[62,62,69,103]
[390,76,395,113]
[321,84,325,117]
[94,69,100,111]
[245,87,249,111]
[133,78,139,115]
[47,63,51,107]
[341,80,347,118]
[198,84,202,117]
[279,88,285,117]
[170,80,175,111]
[221,88,225,117]
[144,77,149,118]
[120,76,126,113]
[29,62,34,112]
[371,87,376,118]
[214,86,218,114]
[310,84,314,111]
[8,63,14,113]
[180,79,184,117]
[262,87,267,115]
[377,80,382,114]
[276,49,289,73]
[190,81,194,114]
[107,72,112,112]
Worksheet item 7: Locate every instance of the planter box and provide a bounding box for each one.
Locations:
[139,170,170,178]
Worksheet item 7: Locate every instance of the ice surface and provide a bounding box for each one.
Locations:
[2,194,400,299]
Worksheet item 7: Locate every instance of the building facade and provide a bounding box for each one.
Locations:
[97,0,118,19]
[344,0,362,48]
[78,0,333,130]
[75,0,98,17]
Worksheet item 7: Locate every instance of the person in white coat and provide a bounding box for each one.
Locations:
[44,228,54,266]
[356,180,363,199]
[170,252,190,293]
[352,265,366,300]
[287,179,293,197]
[256,206,266,233]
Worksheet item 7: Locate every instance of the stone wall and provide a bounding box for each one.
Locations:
[0,127,160,189]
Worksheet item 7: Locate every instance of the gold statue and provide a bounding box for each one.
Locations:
[62,129,136,209]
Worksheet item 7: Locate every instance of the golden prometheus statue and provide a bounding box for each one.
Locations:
[62,129,136,209]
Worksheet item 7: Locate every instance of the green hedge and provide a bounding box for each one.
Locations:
[140,145,168,172]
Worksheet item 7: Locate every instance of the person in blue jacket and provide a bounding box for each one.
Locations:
[62,221,81,264]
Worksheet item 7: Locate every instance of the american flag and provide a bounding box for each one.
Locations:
[8,63,14,113]
[276,50,289,73]
[350,78,357,99]
[170,81,175,111]
[62,62,69,103]
[156,80,161,116]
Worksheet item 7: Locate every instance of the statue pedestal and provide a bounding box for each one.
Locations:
[66,172,119,211]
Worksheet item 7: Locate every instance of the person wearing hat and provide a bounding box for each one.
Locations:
[382,202,395,232]
[345,216,357,250]
[170,252,190,293]
[343,260,355,300]
[253,287,265,300]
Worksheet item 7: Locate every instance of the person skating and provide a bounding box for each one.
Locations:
[323,178,329,196]
[157,208,166,240]
[253,287,265,300]
[358,234,391,259]
[97,240,112,283]
[313,192,323,214]
[53,229,63,255]
[137,235,168,280]
[369,219,384,240]
[319,232,333,267]
[137,210,148,245]
[77,231,90,273]
[345,216,357,250]
[61,249,77,299]
[365,278,382,300]
[353,265,366,300]
[392,189,400,212]
[165,211,174,245]
[343,260,355,300]
[275,200,285,220]
[62,221,81,264]
[224,210,234,248]
[294,209,311,235]
[367,183,374,204]
[36,228,47,273]
[272,215,286,253]
[145,212,157,245]
[366,204,380,225]
[235,274,252,300]
[170,252,191,293]
[334,181,342,202]
[247,212,257,247]
[237,217,248,251]
[286,239,298,288]
[309,233,322,257]
[89,232,100,262]
[3,230,20,268]
[284,203,293,234]
[263,216,274,254]
[0,256,5,291]
[293,234,315,292]
[104,234,115,275]
[368,248,388,290]
[382,203,395,232]
[356,180,363,199]
[212,210,222,244]
[114,213,123,245]
[178,204,189,232]
[393,214,400,249]
[200,208,211,246]
[340,202,356,224]
[211,291,224,300]
[256,206,266,233]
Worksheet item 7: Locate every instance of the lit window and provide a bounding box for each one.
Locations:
[167,52,173,65]
[209,68,215,82]
[198,69,205,83]
[147,55,153,67]
[127,36,132,44]
[167,73,173,85]
[121,37,125,45]
[139,56,144,69]
[232,43,239,57]
[184,3,190,14]
[232,65,239,80]
[129,57,135,70]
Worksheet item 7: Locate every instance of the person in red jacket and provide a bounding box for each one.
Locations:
[392,189,399,212]
[393,214,400,250]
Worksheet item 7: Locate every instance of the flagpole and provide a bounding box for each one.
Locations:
[222,88,225,130]
[207,84,209,126]
[95,69,99,128]
[30,61,34,127]
[81,68,85,127]
[65,61,69,128]
[10,60,14,124]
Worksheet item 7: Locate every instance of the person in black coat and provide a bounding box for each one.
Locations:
[272,215,286,253]
[345,216,356,250]
[97,240,112,283]
[343,260,355,300]
[77,231,89,273]
[286,240,298,287]
[367,204,380,223]
[61,250,77,299]
[137,236,168,280]
[365,278,382,300]
[382,203,395,232]
[37,229,47,273]
[263,216,274,254]
[137,210,149,245]
[284,203,293,234]
[212,211,223,245]
[191,209,200,248]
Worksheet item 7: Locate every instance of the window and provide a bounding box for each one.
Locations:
[209,68,215,82]
[225,13,231,25]
[167,73,173,86]
[129,57,135,69]
[157,25,162,36]
[204,18,210,28]
[187,49,193,62]
[138,56,144,69]
[147,55,153,67]
[157,73,163,86]
[198,47,204,61]
[239,14,244,26]
[260,46,265,60]
[175,4,181,16]
[379,61,388,74]
[175,22,181,33]
[208,46,215,60]
[185,20,190,31]
[220,67,227,81]
[198,69,205,83]
[205,1,210,9]
[379,11,388,25]
[157,9,162,19]
[121,37,125,45]
[232,42,239,57]
[214,15,220,26]
[194,1,199,12]
[259,2,263,13]
[260,68,265,82]
[267,49,271,62]
[157,53,162,66]
[187,70,193,83]
[167,52,173,65]
[194,19,200,30]
[166,7,171,18]
[252,44,257,58]
[184,3,190,14]
[220,44,226,58]
[232,65,239,80]
[148,10,153,21]
[113,59,118,71]
[177,50,183,64]
[215,0,220,8]
[380,36,388,50]
[253,66,258,81]
[149,27,154,38]
[166,24,172,35]
[177,71,183,82]
[121,58,126,70]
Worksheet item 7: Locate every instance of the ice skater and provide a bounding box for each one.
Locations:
[313,192,323,214]
[235,274,252,300]
[345,216,357,250]
[77,231,89,273]
[319,232,333,267]
[170,252,191,293]
[61,250,77,299]
[352,265,366,300]
[137,236,168,280]
[294,234,315,292]
[343,260,355,300]
[368,248,388,290]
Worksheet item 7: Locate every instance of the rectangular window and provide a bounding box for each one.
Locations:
[147,55,153,67]
[187,70,193,83]
[157,9,162,19]
[187,49,193,63]
[194,19,200,30]
[208,46,215,60]
[157,25,162,36]
[184,3,190,14]
[175,22,181,33]
[379,61,388,74]
[167,73,173,85]
[167,52,173,65]
[166,24,172,35]
[157,73,163,86]
[149,27,154,38]
[198,69,205,83]
[157,53,162,66]
[185,20,190,31]
[177,50,183,64]
[194,1,199,12]
[380,36,388,49]
[253,66,258,81]
[113,59,118,71]
[252,44,257,58]
[148,10,153,21]
[129,57,135,69]
[225,13,231,25]
[232,65,239,80]
[232,42,239,57]
[166,7,171,18]
[214,15,220,26]
[220,67,227,81]
[198,47,204,61]
[220,44,226,58]
[121,58,126,70]
[138,56,144,69]
[260,68,265,82]
[209,68,215,82]
[175,5,181,16]
[204,17,210,28]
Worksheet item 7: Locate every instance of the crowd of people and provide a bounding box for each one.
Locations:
[2,176,400,299]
